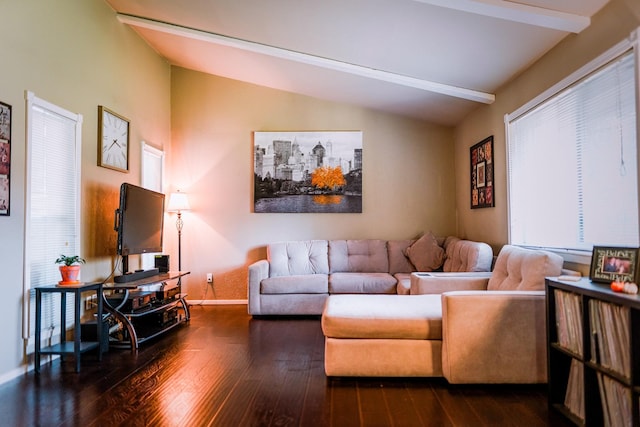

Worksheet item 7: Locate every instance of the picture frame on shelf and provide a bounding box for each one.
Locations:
[470,135,494,209]
[589,246,639,284]
[98,106,130,173]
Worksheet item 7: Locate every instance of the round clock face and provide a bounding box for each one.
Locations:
[99,107,129,172]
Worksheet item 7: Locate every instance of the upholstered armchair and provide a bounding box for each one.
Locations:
[414,245,564,383]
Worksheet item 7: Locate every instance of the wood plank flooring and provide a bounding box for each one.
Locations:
[0,305,573,426]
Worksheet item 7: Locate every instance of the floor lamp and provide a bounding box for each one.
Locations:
[167,191,191,271]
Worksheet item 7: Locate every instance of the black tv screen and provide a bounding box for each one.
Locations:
[115,183,165,256]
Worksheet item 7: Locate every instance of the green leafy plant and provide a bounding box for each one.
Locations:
[55,254,86,266]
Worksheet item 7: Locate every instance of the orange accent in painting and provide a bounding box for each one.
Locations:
[311,166,346,190]
[312,195,343,205]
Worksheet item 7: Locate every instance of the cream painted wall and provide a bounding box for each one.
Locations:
[170,68,456,300]
[454,0,640,262]
[0,0,171,381]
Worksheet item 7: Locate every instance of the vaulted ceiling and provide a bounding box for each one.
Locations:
[104,0,610,126]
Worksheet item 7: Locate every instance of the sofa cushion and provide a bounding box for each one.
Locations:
[261,274,329,294]
[487,245,564,291]
[329,240,389,273]
[259,294,329,315]
[268,240,329,277]
[442,237,493,272]
[388,240,416,274]
[410,272,491,294]
[329,272,397,294]
[322,294,443,340]
[404,232,445,271]
[394,273,412,295]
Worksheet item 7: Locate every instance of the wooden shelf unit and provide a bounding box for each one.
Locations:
[546,277,640,426]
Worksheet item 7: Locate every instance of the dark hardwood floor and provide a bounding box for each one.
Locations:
[0,305,573,426]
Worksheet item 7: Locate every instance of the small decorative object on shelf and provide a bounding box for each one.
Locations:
[55,254,85,285]
[610,280,638,294]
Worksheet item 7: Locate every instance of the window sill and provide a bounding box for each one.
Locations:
[517,246,592,266]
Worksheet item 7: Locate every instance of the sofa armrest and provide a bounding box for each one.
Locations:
[441,290,547,384]
[410,272,491,295]
[561,268,581,277]
[248,259,269,315]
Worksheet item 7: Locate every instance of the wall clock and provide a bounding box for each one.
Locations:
[98,106,129,172]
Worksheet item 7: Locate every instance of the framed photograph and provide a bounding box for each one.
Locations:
[476,162,486,188]
[470,135,494,209]
[98,106,130,173]
[0,101,11,216]
[253,131,362,213]
[590,246,639,284]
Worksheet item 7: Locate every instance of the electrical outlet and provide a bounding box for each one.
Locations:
[206,273,213,284]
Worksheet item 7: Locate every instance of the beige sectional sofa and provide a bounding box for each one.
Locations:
[247,235,493,316]
[321,245,566,384]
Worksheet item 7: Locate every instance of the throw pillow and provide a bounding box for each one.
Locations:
[404,232,445,271]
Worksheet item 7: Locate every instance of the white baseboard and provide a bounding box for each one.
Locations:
[186,299,247,306]
[0,365,30,386]
[0,353,62,386]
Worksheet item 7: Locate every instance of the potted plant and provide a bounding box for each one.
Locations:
[55,254,85,285]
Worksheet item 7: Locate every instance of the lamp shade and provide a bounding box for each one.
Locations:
[167,191,191,212]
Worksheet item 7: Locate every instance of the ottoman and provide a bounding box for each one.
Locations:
[321,294,443,377]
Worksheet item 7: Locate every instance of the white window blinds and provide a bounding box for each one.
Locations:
[24,92,82,340]
[506,43,638,252]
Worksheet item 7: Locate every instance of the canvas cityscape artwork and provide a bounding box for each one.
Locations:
[253,131,363,213]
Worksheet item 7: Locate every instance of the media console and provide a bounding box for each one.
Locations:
[103,271,190,350]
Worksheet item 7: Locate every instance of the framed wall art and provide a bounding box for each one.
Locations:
[253,131,362,213]
[470,135,494,209]
[590,246,639,284]
[0,101,11,216]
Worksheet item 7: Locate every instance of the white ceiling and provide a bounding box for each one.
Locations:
[104,0,610,126]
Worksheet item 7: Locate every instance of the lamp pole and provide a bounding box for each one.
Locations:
[176,210,184,271]
[168,191,190,273]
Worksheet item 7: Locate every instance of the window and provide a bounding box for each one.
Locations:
[23,92,82,344]
[506,32,639,255]
[141,141,165,270]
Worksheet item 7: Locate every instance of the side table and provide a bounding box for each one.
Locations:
[34,282,103,373]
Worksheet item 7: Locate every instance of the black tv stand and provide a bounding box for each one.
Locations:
[103,271,190,350]
[114,268,160,283]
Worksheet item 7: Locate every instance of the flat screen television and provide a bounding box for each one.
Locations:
[114,183,165,275]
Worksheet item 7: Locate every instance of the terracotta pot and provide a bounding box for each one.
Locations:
[59,265,81,285]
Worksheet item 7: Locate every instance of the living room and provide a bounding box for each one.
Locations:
[1,0,639,422]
